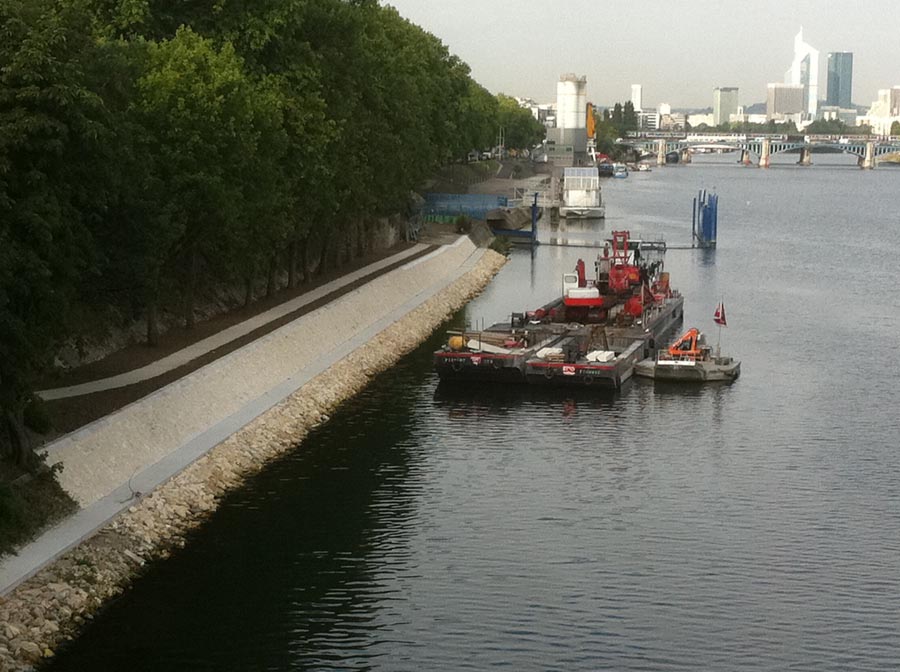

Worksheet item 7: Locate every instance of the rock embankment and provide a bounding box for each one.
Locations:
[0,250,506,671]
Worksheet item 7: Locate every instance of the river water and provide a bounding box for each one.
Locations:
[46,154,900,671]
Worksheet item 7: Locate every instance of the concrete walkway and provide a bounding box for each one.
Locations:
[38,244,429,400]
[0,237,485,597]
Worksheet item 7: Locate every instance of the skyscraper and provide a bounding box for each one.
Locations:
[826,52,853,109]
[631,84,643,112]
[785,28,819,119]
[713,87,739,126]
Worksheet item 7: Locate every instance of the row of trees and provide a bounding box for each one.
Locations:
[0,0,543,466]
[592,102,639,158]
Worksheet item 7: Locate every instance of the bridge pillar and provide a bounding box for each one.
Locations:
[656,139,666,166]
[798,147,812,166]
[740,149,752,166]
[681,147,692,164]
[861,141,876,169]
[758,138,771,168]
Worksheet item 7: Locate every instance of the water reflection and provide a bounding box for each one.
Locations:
[46,350,436,672]
[543,215,608,247]
[45,159,900,671]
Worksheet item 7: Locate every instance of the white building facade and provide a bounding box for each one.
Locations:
[631,84,643,112]
[785,28,819,120]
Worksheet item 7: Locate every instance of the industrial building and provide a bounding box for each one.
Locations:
[545,73,589,166]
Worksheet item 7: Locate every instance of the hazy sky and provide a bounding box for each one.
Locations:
[382,1,900,109]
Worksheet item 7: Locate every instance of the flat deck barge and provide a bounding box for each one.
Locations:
[435,230,685,389]
[434,292,683,389]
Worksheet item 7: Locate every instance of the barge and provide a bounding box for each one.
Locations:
[434,231,684,389]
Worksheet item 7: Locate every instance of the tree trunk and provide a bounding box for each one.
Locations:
[4,408,31,468]
[317,229,333,277]
[299,235,310,284]
[288,236,297,289]
[184,244,198,329]
[243,272,254,308]
[357,220,367,258]
[146,300,160,346]
[146,269,160,346]
[266,253,277,298]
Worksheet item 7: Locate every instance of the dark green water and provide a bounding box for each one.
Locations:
[45,155,900,671]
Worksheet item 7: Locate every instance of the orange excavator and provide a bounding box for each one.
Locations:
[667,328,708,360]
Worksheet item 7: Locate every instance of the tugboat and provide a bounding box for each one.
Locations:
[434,231,684,389]
[634,327,740,382]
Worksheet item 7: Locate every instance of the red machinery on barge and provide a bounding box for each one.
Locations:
[434,231,684,389]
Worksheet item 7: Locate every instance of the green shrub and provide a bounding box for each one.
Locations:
[0,482,27,552]
[489,236,512,256]
[24,396,52,434]
[455,215,472,233]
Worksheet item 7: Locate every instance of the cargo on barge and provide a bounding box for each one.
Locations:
[434,231,684,389]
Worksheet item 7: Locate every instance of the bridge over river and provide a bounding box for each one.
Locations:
[624,132,900,169]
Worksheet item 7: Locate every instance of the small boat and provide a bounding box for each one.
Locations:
[634,327,740,382]
[612,163,628,178]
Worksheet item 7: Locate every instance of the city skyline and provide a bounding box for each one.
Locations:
[381,0,900,109]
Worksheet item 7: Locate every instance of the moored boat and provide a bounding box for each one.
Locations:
[434,231,684,389]
[560,166,605,219]
[634,327,740,382]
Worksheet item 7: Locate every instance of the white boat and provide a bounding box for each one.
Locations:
[560,167,605,219]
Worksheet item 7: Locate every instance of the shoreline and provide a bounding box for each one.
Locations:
[0,250,506,671]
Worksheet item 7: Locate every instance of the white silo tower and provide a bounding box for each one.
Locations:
[557,74,587,130]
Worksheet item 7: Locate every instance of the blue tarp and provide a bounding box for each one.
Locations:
[424,193,508,221]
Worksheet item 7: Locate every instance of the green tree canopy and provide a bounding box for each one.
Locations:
[0,0,106,464]
[497,94,545,150]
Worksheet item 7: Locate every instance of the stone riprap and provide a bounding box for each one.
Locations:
[0,248,506,671]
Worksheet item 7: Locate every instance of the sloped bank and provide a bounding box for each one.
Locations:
[0,250,506,671]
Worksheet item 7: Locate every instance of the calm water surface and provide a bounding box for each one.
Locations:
[46,155,900,671]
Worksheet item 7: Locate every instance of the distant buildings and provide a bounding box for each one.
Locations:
[687,112,714,127]
[545,73,589,165]
[826,52,853,109]
[639,110,659,131]
[631,84,643,112]
[713,87,739,126]
[767,83,804,123]
[784,28,818,120]
[514,97,555,127]
[857,86,900,135]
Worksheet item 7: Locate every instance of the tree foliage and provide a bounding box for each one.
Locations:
[0,0,519,465]
[0,0,105,464]
[496,94,544,150]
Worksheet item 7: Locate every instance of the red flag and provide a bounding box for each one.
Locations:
[714,302,727,326]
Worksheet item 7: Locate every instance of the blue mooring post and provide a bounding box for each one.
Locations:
[692,189,718,248]
[531,192,539,244]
